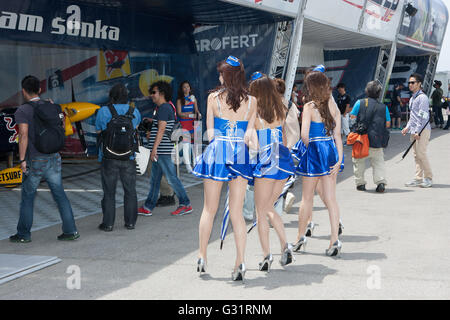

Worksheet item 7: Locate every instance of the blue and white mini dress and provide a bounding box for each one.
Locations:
[192,95,253,182]
[291,122,341,177]
[252,117,295,180]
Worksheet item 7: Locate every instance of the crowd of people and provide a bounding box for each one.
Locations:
[8,56,442,283]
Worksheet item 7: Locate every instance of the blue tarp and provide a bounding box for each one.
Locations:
[0,0,292,54]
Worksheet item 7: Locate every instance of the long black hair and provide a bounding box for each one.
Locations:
[177,81,193,104]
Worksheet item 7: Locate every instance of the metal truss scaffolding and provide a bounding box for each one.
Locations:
[375,43,397,103]
[269,21,293,79]
[423,54,439,96]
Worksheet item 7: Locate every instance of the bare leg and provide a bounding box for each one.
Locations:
[254,178,288,257]
[228,176,248,270]
[296,176,319,242]
[319,174,340,247]
[198,179,224,262]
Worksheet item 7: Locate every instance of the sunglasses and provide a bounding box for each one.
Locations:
[408,81,417,85]
[150,90,158,95]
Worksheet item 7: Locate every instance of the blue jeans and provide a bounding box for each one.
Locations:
[144,155,190,210]
[17,154,77,240]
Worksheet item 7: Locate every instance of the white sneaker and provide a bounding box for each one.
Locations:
[420,178,432,188]
[405,179,422,187]
[284,192,295,213]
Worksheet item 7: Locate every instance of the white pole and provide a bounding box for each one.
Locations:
[284,0,306,102]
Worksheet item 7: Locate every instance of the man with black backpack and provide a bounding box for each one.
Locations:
[10,75,79,243]
[349,80,391,193]
[138,81,192,217]
[96,84,141,231]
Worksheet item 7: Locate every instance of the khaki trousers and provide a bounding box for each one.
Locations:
[352,147,387,186]
[411,129,433,180]
[147,161,173,196]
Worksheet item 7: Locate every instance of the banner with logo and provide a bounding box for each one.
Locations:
[0,0,194,54]
[324,47,380,103]
[0,42,196,155]
[193,24,277,119]
[399,0,448,50]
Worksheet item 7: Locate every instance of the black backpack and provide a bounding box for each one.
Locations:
[30,101,65,154]
[102,104,137,160]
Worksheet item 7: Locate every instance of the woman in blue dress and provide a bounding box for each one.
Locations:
[291,71,343,257]
[192,56,256,281]
[248,75,296,271]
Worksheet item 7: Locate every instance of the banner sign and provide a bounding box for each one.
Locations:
[0,42,197,155]
[0,0,194,54]
[193,23,276,121]
[324,47,380,103]
[399,0,448,50]
[305,0,402,42]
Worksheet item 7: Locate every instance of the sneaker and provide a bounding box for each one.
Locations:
[356,184,366,191]
[405,179,422,187]
[171,205,193,216]
[284,192,295,213]
[376,183,385,193]
[57,232,80,241]
[156,195,176,207]
[420,178,432,188]
[138,206,152,216]
[9,234,31,243]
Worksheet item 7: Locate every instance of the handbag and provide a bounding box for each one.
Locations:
[347,99,370,159]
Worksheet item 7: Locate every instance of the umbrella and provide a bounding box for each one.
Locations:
[397,119,430,163]
[220,187,230,250]
[247,174,297,234]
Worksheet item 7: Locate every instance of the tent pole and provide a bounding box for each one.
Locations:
[284,0,306,102]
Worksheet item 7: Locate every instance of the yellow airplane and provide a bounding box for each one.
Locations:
[0,102,100,188]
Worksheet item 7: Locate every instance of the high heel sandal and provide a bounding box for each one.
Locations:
[325,240,342,257]
[280,243,295,266]
[231,263,246,282]
[338,220,344,236]
[292,235,307,252]
[197,258,206,275]
[305,221,316,237]
[258,254,273,272]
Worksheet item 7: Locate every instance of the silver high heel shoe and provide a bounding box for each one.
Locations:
[305,221,316,237]
[231,263,246,282]
[280,243,295,266]
[325,240,342,257]
[197,258,206,275]
[258,254,273,272]
[292,235,307,252]
[338,220,344,236]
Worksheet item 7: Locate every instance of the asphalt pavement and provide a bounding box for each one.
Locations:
[0,128,449,300]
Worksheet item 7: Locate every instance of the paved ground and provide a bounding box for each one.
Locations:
[0,129,449,300]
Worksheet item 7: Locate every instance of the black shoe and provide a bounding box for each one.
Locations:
[57,232,80,241]
[376,183,385,193]
[356,184,366,191]
[443,126,449,130]
[156,195,176,207]
[98,223,113,232]
[124,224,135,230]
[9,234,31,243]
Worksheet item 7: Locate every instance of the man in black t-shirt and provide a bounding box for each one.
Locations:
[336,83,352,141]
[390,83,404,130]
[10,75,79,243]
[138,81,192,217]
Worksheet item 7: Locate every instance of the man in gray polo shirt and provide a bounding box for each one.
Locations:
[402,73,433,188]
